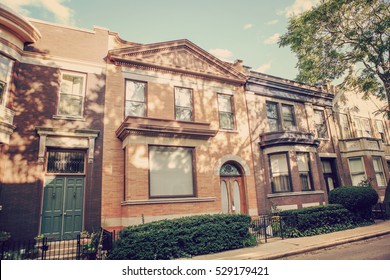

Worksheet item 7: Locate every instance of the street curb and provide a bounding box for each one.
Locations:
[260,230,390,260]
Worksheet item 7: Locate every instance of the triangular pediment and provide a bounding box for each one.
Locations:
[108,39,246,83]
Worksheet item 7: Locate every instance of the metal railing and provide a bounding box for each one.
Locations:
[0,229,119,260]
[250,215,285,243]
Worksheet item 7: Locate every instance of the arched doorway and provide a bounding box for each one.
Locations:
[220,162,247,214]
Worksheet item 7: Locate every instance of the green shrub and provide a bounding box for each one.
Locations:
[279,204,356,238]
[108,214,253,260]
[328,186,379,221]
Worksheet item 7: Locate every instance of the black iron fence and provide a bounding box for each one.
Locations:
[250,215,285,243]
[0,229,119,260]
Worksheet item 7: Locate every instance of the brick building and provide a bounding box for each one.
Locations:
[1,4,388,240]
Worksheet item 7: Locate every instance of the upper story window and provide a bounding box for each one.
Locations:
[297,153,312,191]
[348,157,366,186]
[375,120,386,142]
[58,72,86,117]
[175,87,193,121]
[269,152,292,193]
[0,54,14,105]
[354,117,372,137]
[218,94,235,130]
[314,109,329,139]
[125,80,146,117]
[339,113,351,139]
[266,101,296,132]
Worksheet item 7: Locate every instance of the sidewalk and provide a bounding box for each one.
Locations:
[190,220,390,260]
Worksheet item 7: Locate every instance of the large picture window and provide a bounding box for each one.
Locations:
[218,94,235,130]
[297,153,312,191]
[175,87,193,121]
[149,146,195,198]
[348,157,366,186]
[269,153,292,193]
[0,54,14,105]
[125,80,146,117]
[58,72,86,117]
[373,157,386,187]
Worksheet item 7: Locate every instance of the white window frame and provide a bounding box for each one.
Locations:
[218,93,235,130]
[0,54,14,106]
[175,87,193,121]
[57,71,86,118]
[348,157,367,186]
[125,79,146,117]
[297,153,312,191]
[269,152,292,193]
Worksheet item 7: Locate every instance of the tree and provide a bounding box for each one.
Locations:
[279,0,389,116]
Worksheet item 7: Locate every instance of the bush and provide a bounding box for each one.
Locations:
[279,204,356,238]
[328,186,379,221]
[108,214,254,260]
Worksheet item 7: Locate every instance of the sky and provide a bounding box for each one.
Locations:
[2,0,320,80]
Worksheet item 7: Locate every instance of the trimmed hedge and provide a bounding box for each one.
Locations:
[280,204,356,238]
[108,214,255,260]
[328,186,378,221]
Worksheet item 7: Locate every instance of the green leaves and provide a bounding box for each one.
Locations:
[279,0,389,111]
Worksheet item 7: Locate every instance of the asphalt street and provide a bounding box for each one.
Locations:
[280,235,390,260]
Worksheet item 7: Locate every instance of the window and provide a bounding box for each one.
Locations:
[58,72,86,117]
[339,114,351,139]
[175,87,193,121]
[373,157,386,187]
[218,94,235,130]
[281,104,296,130]
[376,120,386,142]
[354,117,372,137]
[125,80,146,117]
[47,150,85,173]
[269,153,292,192]
[314,110,329,139]
[348,157,366,186]
[297,153,312,191]
[0,54,14,105]
[266,102,296,132]
[266,102,280,131]
[149,146,195,197]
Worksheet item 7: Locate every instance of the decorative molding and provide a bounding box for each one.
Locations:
[116,116,217,141]
[267,190,325,198]
[121,197,216,206]
[214,154,251,176]
[36,127,99,163]
[259,131,319,148]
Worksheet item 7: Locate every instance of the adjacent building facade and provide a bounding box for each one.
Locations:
[0,5,388,240]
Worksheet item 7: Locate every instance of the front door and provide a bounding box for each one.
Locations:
[41,176,84,240]
[220,162,247,214]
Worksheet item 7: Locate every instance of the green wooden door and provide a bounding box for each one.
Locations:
[41,176,84,240]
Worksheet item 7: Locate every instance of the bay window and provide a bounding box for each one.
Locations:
[297,153,312,191]
[269,153,292,192]
[348,157,366,186]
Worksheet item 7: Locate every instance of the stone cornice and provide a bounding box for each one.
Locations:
[116,116,217,141]
[0,4,41,43]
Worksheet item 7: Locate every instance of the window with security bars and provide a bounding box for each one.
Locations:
[58,72,85,117]
[175,87,193,121]
[47,151,85,173]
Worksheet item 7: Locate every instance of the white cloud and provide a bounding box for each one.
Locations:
[256,63,272,73]
[2,0,74,25]
[209,48,233,62]
[267,19,279,25]
[278,0,320,18]
[264,33,281,45]
[243,23,253,30]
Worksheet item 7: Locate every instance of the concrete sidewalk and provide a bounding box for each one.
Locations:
[190,220,390,260]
